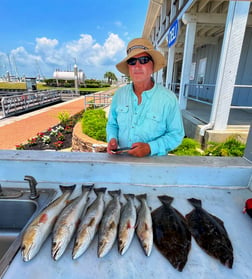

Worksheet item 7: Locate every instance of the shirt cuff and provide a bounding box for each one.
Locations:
[149,141,159,156]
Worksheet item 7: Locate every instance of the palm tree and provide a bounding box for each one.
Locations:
[104,72,117,84]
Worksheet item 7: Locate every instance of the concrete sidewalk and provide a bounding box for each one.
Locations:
[0,97,85,149]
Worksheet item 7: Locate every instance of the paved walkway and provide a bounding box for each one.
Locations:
[0,97,85,149]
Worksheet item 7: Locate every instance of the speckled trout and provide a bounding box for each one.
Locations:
[72,187,107,260]
[52,184,93,261]
[98,190,121,258]
[136,194,153,256]
[21,184,76,262]
[118,194,137,255]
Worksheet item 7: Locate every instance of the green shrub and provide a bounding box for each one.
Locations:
[204,136,245,157]
[57,111,71,127]
[82,109,107,142]
[171,138,202,156]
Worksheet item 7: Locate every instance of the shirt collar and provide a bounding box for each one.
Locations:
[131,79,156,99]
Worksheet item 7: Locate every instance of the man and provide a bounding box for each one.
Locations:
[106,38,184,157]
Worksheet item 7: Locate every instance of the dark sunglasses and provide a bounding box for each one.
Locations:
[127,56,153,66]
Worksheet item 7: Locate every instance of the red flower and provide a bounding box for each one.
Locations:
[53,140,64,150]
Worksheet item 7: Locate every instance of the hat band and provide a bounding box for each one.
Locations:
[127,45,149,54]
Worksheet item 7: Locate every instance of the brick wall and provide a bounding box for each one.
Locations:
[71,122,107,152]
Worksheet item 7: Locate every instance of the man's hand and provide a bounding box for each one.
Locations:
[107,138,118,154]
[128,142,150,157]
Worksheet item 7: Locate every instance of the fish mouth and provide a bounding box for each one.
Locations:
[118,246,124,255]
[118,240,125,255]
[52,241,61,261]
[72,243,80,260]
[21,244,32,262]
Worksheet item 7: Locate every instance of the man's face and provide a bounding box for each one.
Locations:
[128,52,154,83]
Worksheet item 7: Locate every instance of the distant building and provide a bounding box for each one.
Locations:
[143,0,252,143]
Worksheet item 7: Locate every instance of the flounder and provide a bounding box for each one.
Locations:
[151,195,191,272]
[185,198,233,268]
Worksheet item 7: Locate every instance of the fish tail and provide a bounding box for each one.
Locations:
[81,183,94,192]
[94,187,107,195]
[108,190,121,197]
[124,193,135,200]
[59,184,76,193]
[136,194,147,201]
[158,195,174,206]
[187,198,202,208]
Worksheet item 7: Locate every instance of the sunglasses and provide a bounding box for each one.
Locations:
[127,56,153,66]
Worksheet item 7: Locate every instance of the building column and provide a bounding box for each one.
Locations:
[211,1,250,130]
[165,45,175,89]
[178,14,196,110]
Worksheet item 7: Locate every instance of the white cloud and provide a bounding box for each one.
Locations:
[35,37,58,53]
[0,33,126,79]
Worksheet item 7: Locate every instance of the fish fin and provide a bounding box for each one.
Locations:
[94,187,107,195]
[158,195,174,206]
[108,190,121,197]
[144,222,150,230]
[187,198,202,208]
[136,194,147,201]
[66,198,77,205]
[59,184,76,193]
[81,183,94,192]
[76,218,81,228]
[209,213,225,227]
[88,217,96,227]
[123,193,135,201]
[109,221,116,230]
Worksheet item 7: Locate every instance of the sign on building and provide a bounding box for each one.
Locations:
[168,19,179,48]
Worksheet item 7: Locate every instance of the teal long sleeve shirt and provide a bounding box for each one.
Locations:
[106,83,185,156]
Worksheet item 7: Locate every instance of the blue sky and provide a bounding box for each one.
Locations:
[0,0,149,80]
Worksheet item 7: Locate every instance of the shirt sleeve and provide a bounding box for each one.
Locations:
[106,91,119,142]
[148,94,185,156]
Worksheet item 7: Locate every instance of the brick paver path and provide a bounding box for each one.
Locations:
[0,97,85,149]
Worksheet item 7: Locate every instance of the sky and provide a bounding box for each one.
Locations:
[0,0,149,80]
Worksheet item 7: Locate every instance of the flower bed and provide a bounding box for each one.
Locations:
[16,124,74,151]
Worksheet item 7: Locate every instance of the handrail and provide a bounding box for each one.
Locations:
[84,92,112,110]
[182,83,252,110]
[1,90,62,118]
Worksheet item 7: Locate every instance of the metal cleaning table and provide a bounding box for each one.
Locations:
[0,151,251,279]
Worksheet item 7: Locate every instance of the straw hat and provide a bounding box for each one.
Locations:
[116,38,166,76]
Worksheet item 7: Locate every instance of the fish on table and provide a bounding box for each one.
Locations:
[72,187,107,260]
[185,198,233,268]
[98,190,121,258]
[118,194,137,255]
[151,195,191,272]
[136,194,153,257]
[52,184,93,261]
[21,184,76,262]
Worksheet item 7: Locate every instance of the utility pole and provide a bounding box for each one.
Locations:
[74,59,78,95]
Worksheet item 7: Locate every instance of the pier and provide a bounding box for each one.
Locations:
[0,90,78,118]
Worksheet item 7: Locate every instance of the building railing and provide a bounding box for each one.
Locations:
[181,83,252,110]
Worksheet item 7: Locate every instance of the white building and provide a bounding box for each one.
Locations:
[143,0,252,143]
